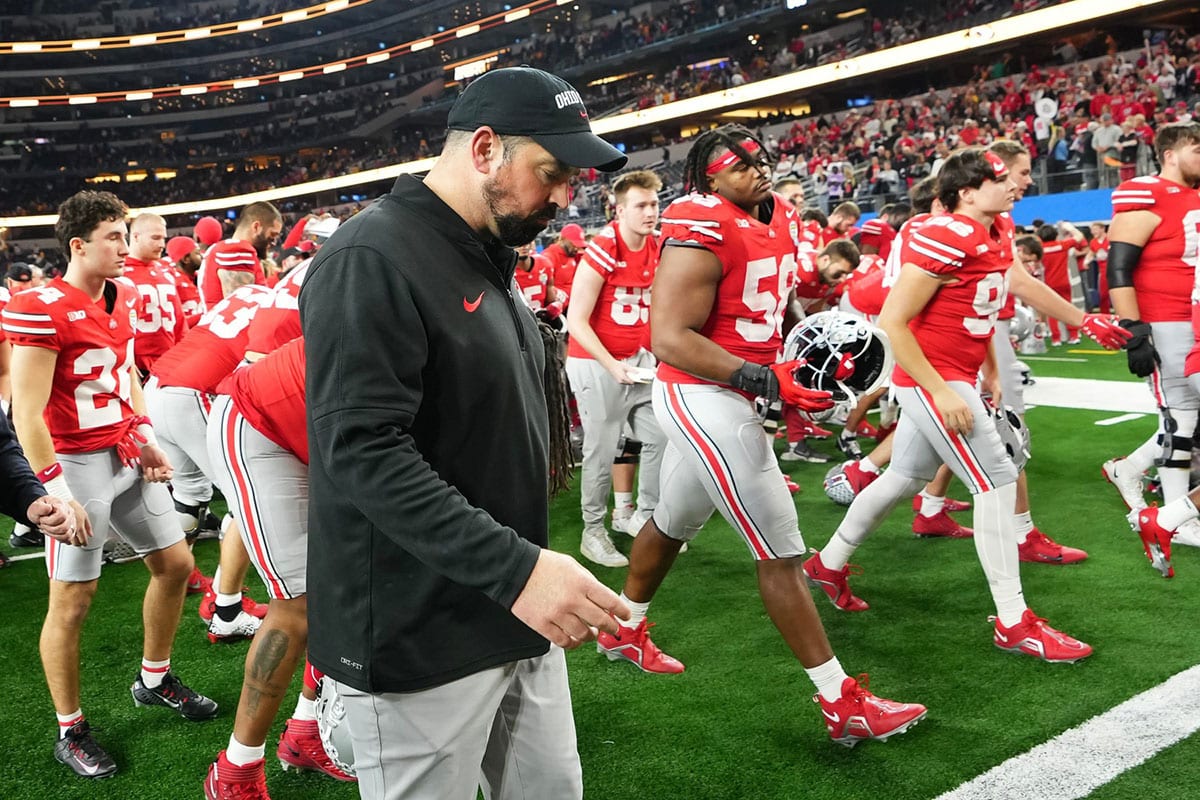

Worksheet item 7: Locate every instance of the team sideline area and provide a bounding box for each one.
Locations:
[1,343,1197,800]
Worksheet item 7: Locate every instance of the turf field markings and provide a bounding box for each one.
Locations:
[5,552,45,563]
[1020,356,1089,363]
[932,664,1200,800]
[1025,377,1155,414]
[1095,413,1148,426]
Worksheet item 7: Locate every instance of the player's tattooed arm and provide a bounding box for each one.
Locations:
[218,269,256,298]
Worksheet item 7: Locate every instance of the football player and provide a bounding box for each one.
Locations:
[203,337,355,799]
[3,191,216,779]
[196,202,282,306]
[1035,221,1085,345]
[541,222,586,304]
[597,125,927,747]
[803,150,1093,663]
[123,213,188,377]
[164,235,205,327]
[1103,123,1200,541]
[565,169,666,567]
[147,284,276,641]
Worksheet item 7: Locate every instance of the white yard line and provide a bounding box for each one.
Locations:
[933,665,1200,800]
[1095,412,1149,426]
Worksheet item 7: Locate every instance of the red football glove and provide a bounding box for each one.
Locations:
[770,360,834,413]
[115,415,153,470]
[1081,313,1132,350]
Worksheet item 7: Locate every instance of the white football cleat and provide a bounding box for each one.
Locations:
[1102,458,1146,511]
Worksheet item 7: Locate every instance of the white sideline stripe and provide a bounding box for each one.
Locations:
[1025,377,1156,414]
[1095,413,1148,426]
[933,665,1200,800]
[6,552,44,562]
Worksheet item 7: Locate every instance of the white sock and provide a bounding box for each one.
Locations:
[1159,496,1199,531]
[973,485,1026,627]
[1013,510,1034,541]
[141,658,171,688]
[917,490,944,518]
[293,695,317,722]
[859,457,881,475]
[226,735,266,766]
[619,593,650,628]
[1159,467,1191,505]
[216,590,243,609]
[211,566,223,593]
[1126,433,1161,473]
[57,709,83,738]
[819,533,860,573]
[614,492,634,510]
[805,655,850,702]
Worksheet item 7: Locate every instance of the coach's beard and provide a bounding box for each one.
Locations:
[483,181,557,247]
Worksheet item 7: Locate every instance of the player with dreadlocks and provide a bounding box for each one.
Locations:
[595,124,927,747]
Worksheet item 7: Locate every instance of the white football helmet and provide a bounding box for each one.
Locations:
[315,676,356,778]
[991,404,1030,471]
[1008,302,1035,344]
[823,462,859,506]
[782,311,893,421]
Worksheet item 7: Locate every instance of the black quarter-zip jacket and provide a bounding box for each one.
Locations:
[300,175,549,692]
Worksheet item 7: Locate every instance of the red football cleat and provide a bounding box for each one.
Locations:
[855,420,881,439]
[783,474,802,494]
[277,719,356,782]
[187,567,212,596]
[205,752,270,800]
[795,418,833,439]
[815,675,927,747]
[912,510,973,538]
[1133,506,1176,578]
[992,609,1092,663]
[1018,528,1088,565]
[596,619,685,674]
[801,551,869,612]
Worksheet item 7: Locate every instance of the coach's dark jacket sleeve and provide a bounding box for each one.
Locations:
[301,177,550,693]
[0,411,46,526]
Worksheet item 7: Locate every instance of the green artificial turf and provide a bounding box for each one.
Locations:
[1,341,1197,799]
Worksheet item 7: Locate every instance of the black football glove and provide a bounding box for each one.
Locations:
[1119,319,1158,378]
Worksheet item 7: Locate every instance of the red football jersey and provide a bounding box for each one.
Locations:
[1039,238,1077,293]
[245,261,308,355]
[541,243,580,302]
[842,255,887,317]
[220,335,308,464]
[198,239,265,306]
[0,286,9,344]
[513,254,553,311]
[567,222,659,360]
[165,262,204,327]
[122,256,188,375]
[859,217,897,261]
[883,212,933,288]
[1111,176,1200,323]
[892,213,1012,387]
[152,284,274,394]
[995,213,1018,321]
[1,278,139,453]
[656,191,798,387]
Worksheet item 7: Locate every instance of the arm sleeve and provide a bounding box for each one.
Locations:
[0,411,46,526]
[302,246,539,608]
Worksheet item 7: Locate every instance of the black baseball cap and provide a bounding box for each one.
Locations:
[6,262,33,282]
[447,67,628,172]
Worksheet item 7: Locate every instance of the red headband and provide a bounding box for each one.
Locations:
[985,150,1009,178]
[706,140,761,175]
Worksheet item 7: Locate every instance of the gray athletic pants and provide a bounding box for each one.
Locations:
[336,646,582,800]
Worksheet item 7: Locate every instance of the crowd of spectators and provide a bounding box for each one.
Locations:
[3,0,1197,218]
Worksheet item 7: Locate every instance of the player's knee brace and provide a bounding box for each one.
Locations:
[174,499,207,542]
[1157,412,1195,469]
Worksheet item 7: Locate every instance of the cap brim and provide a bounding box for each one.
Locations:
[533,131,627,172]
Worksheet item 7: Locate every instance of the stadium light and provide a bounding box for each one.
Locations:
[0,0,1176,228]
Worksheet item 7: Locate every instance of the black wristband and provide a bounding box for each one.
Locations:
[729,362,778,402]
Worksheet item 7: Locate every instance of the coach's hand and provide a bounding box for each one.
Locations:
[511,550,631,649]
[26,495,73,540]
[1119,319,1158,377]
